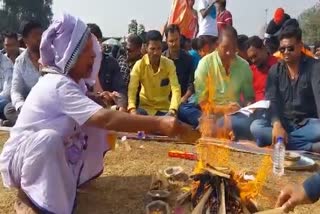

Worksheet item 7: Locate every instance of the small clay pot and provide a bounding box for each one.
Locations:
[146,200,170,214]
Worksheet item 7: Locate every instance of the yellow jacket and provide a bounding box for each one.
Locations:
[128,54,181,115]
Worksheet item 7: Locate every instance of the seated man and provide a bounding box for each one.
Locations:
[88,23,127,111]
[3,32,25,63]
[128,30,181,116]
[246,36,278,102]
[0,53,13,121]
[237,34,249,62]
[188,36,212,91]
[163,24,194,103]
[4,21,42,126]
[118,33,143,88]
[179,26,254,140]
[250,27,320,152]
[180,36,214,105]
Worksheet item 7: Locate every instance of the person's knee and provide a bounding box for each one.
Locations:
[250,120,264,136]
[178,103,201,127]
[250,120,272,147]
[308,120,320,139]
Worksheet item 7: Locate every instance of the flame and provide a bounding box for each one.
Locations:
[198,73,232,140]
[194,73,273,202]
[195,143,273,202]
[233,155,273,201]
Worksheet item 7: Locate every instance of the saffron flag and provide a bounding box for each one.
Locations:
[168,0,197,39]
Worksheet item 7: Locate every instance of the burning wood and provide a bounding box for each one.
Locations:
[191,171,258,214]
[191,74,273,213]
[205,167,231,179]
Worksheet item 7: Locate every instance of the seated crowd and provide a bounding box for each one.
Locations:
[0,2,319,212]
[0,15,320,155]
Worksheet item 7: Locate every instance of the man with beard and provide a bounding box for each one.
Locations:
[246,36,278,101]
[250,27,320,152]
[128,30,181,116]
[163,24,194,103]
[3,21,43,126]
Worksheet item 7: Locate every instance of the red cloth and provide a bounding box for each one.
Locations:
[217,10,233,33]
[273,8,285,24]
[251,56,278,101]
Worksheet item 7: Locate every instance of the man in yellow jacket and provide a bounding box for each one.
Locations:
[128,30,181,116]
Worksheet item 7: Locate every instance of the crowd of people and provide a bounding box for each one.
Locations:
[0,0,319,213]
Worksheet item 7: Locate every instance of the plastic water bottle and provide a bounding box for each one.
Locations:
[273,137,285,176]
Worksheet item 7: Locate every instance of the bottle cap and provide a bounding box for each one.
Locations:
[277,137,284,143]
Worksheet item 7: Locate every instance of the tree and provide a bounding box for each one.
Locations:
[128,19,138,35]
[137,24,145,35]
[0,0,53,33]
[298,3,320,44]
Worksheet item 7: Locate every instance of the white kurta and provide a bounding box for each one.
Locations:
[0,73,108,214]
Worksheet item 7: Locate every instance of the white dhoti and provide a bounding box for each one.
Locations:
[1,127,108,214]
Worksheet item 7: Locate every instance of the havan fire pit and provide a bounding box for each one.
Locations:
[191,166,258,214]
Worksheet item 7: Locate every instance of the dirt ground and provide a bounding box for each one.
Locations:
[0,131,320,214]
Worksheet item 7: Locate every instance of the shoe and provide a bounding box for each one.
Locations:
[14,190,38,214]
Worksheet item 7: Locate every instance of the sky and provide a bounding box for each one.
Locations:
[52,0,319,37]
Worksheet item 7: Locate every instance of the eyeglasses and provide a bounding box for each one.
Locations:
[279,46,295,53]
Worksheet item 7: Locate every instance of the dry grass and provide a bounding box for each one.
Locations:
[0,132,320,213]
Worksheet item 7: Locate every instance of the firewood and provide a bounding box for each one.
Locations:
[218,181,226,214]
[205,167,231,179]
[254,207,284,214]
[191,187,213,214]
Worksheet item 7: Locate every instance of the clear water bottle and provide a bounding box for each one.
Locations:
[273,137,285,176]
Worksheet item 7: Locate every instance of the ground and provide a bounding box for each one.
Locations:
[0,132,320,214]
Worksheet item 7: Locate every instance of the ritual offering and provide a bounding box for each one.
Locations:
[164,166,184,178]
[146,200,170,214]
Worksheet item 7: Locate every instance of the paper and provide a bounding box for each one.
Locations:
[231,100,270,117]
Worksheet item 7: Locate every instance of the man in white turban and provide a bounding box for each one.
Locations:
[0,14,195,213]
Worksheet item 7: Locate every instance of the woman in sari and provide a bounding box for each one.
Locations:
[0,14,193,214]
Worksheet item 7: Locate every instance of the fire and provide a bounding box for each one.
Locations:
[233,155,273,201]
[194,74,273,202]
[199,73,233,140]
[195,143,273,202]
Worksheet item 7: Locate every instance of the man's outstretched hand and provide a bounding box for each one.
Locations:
[276,184,312,213]
[159,116,200,144]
